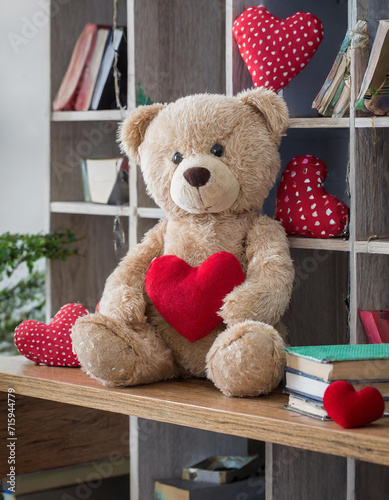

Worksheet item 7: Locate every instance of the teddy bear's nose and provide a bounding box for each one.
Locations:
[183,167,211,187]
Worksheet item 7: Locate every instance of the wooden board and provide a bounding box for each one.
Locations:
[356,253,389,343]
[355,128,389,240]
[134,0,225,103]
[50,214,128,313]
[355,461,389,500]
[269,446,346,500]
[283,249,349,346]
[0,356,389,466]
[134,419,248,500]
[0,392,128,477]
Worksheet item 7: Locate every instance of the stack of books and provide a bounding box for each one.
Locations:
[53,23,127,111]
[283,344,389,421]
[312,20,368,117]
[355,19,389,116]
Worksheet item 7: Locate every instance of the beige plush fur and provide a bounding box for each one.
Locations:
[72,87,294,397]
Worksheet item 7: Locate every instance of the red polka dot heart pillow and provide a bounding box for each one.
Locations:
[233,6,324,91]
[14,303,89,367]
[274,155,349,238]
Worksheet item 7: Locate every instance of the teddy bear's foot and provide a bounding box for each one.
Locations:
[206,321,286,397]
[71,313,176,387]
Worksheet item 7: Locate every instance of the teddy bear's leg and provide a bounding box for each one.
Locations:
[71,313,176,387]
[206,321,286,397]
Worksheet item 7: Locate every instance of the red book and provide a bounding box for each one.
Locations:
[52,23,98,111]
[74,28,110,111]
[359,310,389,343]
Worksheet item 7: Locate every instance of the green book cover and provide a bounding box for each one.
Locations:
[284,344,389,363]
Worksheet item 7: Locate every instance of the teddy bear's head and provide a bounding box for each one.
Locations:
[120,87,288,216]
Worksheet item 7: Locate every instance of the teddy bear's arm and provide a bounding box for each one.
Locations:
[219,217,294,327]
[98,219,167,324]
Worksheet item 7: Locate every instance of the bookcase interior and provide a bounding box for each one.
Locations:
[232,0,348,117]
[47,0,389,498]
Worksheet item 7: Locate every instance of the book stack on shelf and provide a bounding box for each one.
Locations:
[53,23,127,112]
[283,344,389,420]
[312,21,368,117]
[355,19,389,116]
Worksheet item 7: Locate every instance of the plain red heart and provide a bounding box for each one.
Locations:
[14,303,89,367]
[274,155,349,238]
[233,6,324,92]
[323,381,385,429]
[145,252,245,343]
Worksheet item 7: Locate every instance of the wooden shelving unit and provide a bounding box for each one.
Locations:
[38,0,389,499]
[1,356,389,466]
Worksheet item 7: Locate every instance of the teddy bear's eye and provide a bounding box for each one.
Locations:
[210,144,224,157]
[172,152,183,164]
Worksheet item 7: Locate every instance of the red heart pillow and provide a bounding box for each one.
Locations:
[145,252,245,343]
[233,6,324,92]
[14,303,89,367]
[323,381,385,428]
[274,155,349,238]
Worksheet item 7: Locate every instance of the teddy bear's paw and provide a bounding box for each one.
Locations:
[206,321,286,397]
[71,313,176,387]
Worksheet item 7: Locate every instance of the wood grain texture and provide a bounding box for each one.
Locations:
[355,128,389,240]
[283,249,349,346]
[356,253,389,343]
[232,0,253,95]
[135,419,248,500]
[0,392,128,477]
[355,461,389,500]
[270,446,347,500]
[50,214,128,313]
[0,356,388,466]
[51,121,121,203]
[134,0,225,103]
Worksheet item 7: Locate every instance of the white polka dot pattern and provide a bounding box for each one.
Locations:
[233,6,324,92]
[14,303,89,367]
[274,155,349,238]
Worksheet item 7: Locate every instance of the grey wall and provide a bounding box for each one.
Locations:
[0,0,49,234]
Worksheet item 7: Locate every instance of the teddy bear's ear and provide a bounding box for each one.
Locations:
[119,103,165,160]
[237,87,289,141]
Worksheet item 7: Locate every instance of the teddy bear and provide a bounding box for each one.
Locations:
[71,87,295,397]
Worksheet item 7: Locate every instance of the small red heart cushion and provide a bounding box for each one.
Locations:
[14,303,89,367]
[145,252,245,343]
[274,155,349,238]
[323,381,385,429]
[233,6,324,92]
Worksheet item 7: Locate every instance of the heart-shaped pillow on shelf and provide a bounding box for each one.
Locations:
[145,252,245,343]
[323,381,385,428]
[233,6,324,91]
[274,155,349,238]
[14,303,89,367]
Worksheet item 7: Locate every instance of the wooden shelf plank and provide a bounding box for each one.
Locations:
[1,356,388,466]
[50,201,131,217]
[355,239,389,255]
[288,237,350,251]
[51,110,127,122]
[137,207,166,219]
[288,118,350,129]
[355,117,389,128]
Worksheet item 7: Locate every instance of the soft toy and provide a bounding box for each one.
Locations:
[233,6,324,92]
[15,303,89,367]
[275,155,349,238]
[71,88,295,397]
[323,381,385,428]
